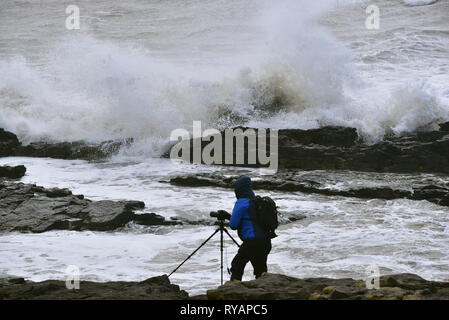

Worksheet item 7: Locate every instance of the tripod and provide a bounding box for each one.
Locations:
[168,218,240,285]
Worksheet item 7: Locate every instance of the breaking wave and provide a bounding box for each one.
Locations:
[0,0,448,156]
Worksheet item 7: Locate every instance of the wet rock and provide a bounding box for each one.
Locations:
[412,185,449,202]
[133,213,179,226]
[166,125,449,174]
[379,273,430,290]
[0,129,21,157]
[0,275,188,300]
[0,165,26,179]
[328,287,353,299]
[439,121,449,132]
[439,194,449,207]
[279,132,449,173]
[13,139,133,160]
[278,126,358,147]
[167,173,449,207]
[0,127,132,160]
[205,273,449,300]
[79,200,144,231]
[169,174,234,189]
[0,276,26,287]
[0,181,171,233]
[2,272,447,300]
[41,187,75,198]
[287,215,307,222]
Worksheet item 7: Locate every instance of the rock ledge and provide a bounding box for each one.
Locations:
[0,275,188,300]
[206,273,449,300]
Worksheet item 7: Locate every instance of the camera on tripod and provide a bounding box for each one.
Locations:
[169,209,239,285]
[210,210,231,221]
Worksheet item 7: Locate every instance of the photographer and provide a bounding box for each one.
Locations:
[223,176,273,282]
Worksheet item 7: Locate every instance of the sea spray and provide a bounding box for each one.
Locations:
[0,0,448,157]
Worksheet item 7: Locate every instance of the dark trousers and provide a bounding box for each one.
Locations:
[230,238,272,281]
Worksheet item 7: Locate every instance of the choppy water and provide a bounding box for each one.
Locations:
[1,157,449,295]
[1,0,449,296]
[0,0,448,149]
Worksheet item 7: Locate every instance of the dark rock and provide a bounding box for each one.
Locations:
[439,122,449,132]
[133,213,179,226]
[42,187,72,198]
[0,276,26,287]
[379,273,434,290]
[0,165,26,179]
[206,273,449,300]
[0,274,188,300]
[439,194,449,207]
[412,185,449,200]
[0,127,133,160]
[80,200,143,231]
[340,187,411,200]
[166,125,449,174]
[0,181,171,233]
[13,139,133,160]
[0,129,21,157]
[167,173,449,208]
[288,215,307,222]
[278,126,358,147]
[329,287,353,299]
[416,131,449,142]
[168,174,233,189]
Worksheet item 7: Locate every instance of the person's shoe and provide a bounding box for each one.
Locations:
[225,279,242,285]
[255,272,269,279]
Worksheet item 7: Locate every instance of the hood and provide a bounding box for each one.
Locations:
[233,176,255,199]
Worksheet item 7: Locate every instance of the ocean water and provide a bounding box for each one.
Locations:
[1,0,448,148]
[1,0,449,295]
[1,156,449,295]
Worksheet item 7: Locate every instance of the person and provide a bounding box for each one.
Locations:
[227,176,272,281]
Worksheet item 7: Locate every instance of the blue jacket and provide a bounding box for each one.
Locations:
[229,176,268,240]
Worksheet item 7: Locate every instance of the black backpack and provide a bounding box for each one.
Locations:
[251,195,279,239]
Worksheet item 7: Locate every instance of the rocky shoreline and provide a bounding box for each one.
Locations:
[206,273,449,300]
[2,125,449,300]
[0,181,179,233]
[0,181,260,232]
[0,275,188,300]
[1,272,448,300]
[3,123,449,173]
[165,122,449,174]
[1,128,131,160]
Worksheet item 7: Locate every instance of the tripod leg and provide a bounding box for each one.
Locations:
[169,228,220,278]
[220,227,224,286]
[223,228,241,248]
